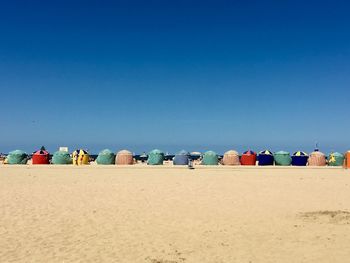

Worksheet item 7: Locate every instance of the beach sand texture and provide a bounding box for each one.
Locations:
[1,166,350,262]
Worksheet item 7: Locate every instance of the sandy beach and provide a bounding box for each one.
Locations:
[1,165,350,263]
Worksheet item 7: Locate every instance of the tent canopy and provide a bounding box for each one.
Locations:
[176,150,190,155]
[243,150,256,155]
[33,149,49,155]
[224,150,239,155]
[259,150,273,155]
[293,151,308,156]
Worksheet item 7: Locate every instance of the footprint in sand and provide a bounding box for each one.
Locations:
[299,210,350,225]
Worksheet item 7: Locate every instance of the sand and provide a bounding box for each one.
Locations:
[0,165,350,263]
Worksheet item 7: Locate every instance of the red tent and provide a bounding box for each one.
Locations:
[240,150,257,165]
[32,149,50,165]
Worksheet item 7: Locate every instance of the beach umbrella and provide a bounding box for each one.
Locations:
[116,150,134,165]
[222,150,240,165]
[72,149,89,165]
[147,149,164,165]
[308,151,326,166]
[291,151,308,166]
[6,150,28,164]
[328,152,344,167]
[240,150,257,165]
[190,151,201,160]
[202,151,219,165]
[258,150,274,166]
[52,150,72,164]
[32,148,50,165]
[274,151,292,166]
[173,150,190,165]
[96,149,115,165]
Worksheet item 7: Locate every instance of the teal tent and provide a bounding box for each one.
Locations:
[96,149,115,165]
[274,151,292,166]
[202,151,219,165]
[328,152,344,166]
[52,151,72,164]
[7,150,28,164]
[147,149,164,165]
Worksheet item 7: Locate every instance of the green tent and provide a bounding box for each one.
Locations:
[202,151,219,165]
[274,151,292,166]
[96,149,115,165]
[7,150,28,164]
[147,149,164,165]
[52,151,72,164]
[328,152,344,166]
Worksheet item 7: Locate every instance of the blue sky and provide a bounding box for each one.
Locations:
[1,0,350,154]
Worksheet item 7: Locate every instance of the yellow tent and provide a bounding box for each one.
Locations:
[72,149,89,165]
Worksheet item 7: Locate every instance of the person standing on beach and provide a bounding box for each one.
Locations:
[74,151,78,165]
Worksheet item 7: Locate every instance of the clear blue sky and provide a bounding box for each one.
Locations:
[1,0,349,154]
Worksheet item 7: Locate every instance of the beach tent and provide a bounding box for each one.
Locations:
[291,151,308,166]
[6,150,28,164]
[116,150,134,165]
[96,149,115,165]
[222,150,240,165]
[308,151,326,166]
[274,151,292,166]
[202,151,219,165]
[346,151,350,169]
[173,150,190,165]
[32,148,50,165]
[258,150,274,166]
[72,149,89,165]
[240,150,257,165]
[52,150,72,164]
[328,152,344,167]
[147,149,164,165]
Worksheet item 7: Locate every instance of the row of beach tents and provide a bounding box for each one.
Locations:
[3,148,350,167]
[3,149,134,165]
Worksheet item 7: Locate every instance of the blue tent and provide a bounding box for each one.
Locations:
[291,151,308,166]
[173,150,190,165]
[258,150,274,166]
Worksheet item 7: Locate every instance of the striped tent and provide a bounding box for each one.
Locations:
[241,150,257,165]
[308,151,326,166]
[274,151,292,166]
[291,151,309,166]
[173,150,190,165]
[258,150,274,166]
[328,152,344,167]
[222,150,240,165]
[116,150,134,165]
[72,149,90,165]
